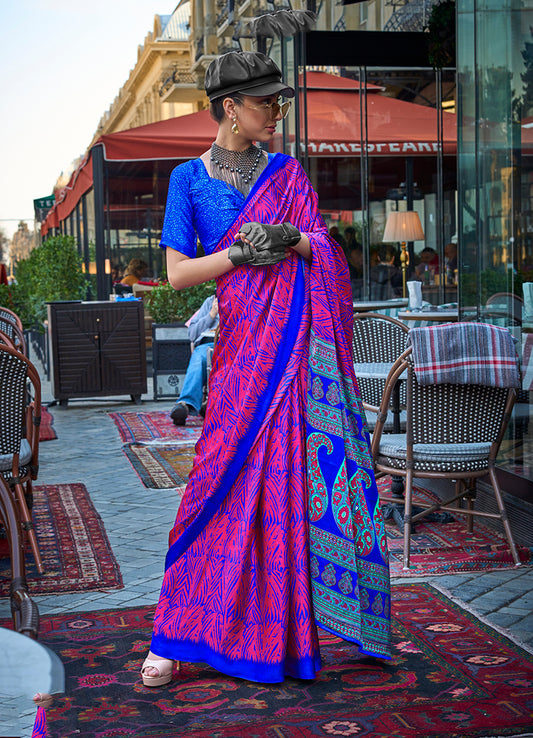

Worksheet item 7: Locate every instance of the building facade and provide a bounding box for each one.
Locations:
[457,0,533,493]
[90,4,205,144]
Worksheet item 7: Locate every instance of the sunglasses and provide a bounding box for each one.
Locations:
[241,99,292,119]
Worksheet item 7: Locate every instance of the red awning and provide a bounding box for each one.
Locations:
[292,72,457,156]
[98,110,218,161]
[42,72,457,234]
[41,155,93,235]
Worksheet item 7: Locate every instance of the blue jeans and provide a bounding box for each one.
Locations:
[175,342,213,414]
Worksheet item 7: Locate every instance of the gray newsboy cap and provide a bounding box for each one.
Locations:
[205,51,295,102]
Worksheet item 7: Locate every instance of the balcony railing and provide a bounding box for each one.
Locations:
[216,0,235,27]
[384,0,439,31]
[159,68,197,97]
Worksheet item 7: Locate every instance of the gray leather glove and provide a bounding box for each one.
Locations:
[229,240,286,266]
[228,222,301,267]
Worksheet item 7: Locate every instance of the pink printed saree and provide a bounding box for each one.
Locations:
[151,154,390,682]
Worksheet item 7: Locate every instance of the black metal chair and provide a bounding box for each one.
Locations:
[0,343,43,573]
[352,312,409,432]
[371,347,521,570]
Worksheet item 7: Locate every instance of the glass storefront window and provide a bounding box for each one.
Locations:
[458,0,533,487]
[274,49,457,307]
[103,160,176,282]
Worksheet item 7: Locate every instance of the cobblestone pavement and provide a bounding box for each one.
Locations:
[2,362,532,736]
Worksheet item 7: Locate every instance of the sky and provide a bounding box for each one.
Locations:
[0,0,177,239]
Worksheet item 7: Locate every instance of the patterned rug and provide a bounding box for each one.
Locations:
[109,410,203,443]
[118,437,531,574]
[0,484,122,596]
[123,443,197,488]
[40,406,57,441]
[22,583,533,738]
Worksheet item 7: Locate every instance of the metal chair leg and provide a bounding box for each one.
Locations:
[465,479,475,534]
[402,469,414,570]
[488,467,521,566]
[12,481,44,574]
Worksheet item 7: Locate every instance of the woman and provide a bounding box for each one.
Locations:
[141,50,391,686]
[120,258,148,286]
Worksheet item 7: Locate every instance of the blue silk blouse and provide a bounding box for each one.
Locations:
[159,156,273,257]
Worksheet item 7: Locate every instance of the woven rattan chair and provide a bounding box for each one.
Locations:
[352,312,409,431]
[485,292,523,325]
[0,474,39,637]
[0,316,26,354]
[0,343,43,573]
[0,329,16,349]
[371,347,520,569]
[0,306,24,332]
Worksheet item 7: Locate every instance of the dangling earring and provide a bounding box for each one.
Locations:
[231,117,239,135]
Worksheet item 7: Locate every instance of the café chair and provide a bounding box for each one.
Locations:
[485,292,523,326]
[0,316,26,355]
[0,329,17,350]
[0,344,43,574]
[371,335,521,570]
[0,474,39,637]
[352,312,409,432]
[0,307,24,332]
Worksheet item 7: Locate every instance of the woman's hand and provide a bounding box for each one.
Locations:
[166,247,234,290]
[231,222,311,265]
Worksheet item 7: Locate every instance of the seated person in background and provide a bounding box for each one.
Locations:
[329,226,346,249]
[120,258,148,286]
[415,247,439,283]
[346,243,364,300]
[444,241,458,284]
[170,294,219,426]
[369,244,402,300]
[344,226,360,251]
[111,263,124,283]
[369,245,380,268]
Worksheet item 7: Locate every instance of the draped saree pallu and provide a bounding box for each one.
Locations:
[151,154,391,683]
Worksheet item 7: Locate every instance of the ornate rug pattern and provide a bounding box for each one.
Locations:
[26,583,533,737]
[108,410,203,443]
[40,406,57,441]
[122,443,197,489]
[116,433,532,574]
[0,484,122,596]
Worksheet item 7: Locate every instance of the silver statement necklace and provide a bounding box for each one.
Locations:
[210,143,264,188]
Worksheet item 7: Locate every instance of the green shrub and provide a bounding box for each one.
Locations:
[146,281,216,324]
[0,235,86,329]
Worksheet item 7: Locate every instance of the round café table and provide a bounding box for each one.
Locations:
[353,298,408,312]
[398,309,459,323]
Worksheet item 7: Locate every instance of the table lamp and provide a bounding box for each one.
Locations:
[382,211,425,298]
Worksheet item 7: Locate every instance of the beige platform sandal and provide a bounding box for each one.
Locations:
[140,656,180,687]
[33,693,54,709]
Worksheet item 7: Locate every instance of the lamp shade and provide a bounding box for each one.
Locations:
[383,211,425,242]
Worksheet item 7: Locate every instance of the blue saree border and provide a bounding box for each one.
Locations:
[245,153,290,205]
[151,631,321,683]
